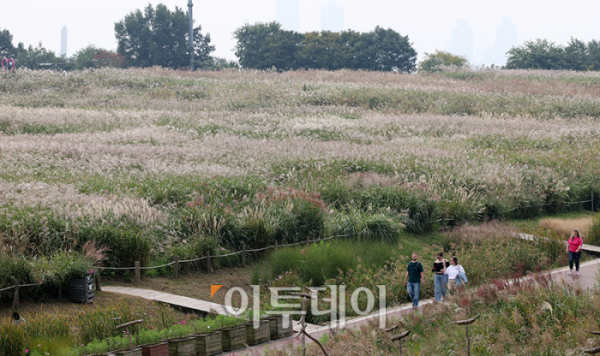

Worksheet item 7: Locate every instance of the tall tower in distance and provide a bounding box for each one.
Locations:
[276,0,300,32]
[321,1,344,32]
[60,26,68,57]
[484,17,518,66]
[445,20,473,63]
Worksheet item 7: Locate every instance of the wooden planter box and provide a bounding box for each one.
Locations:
[114,348,142,356]
[193,331,222,356]
[221,325,247,352]
[269,315,293,339]
[168,337,196,356]
[70,272,95,303]
[246,320,271,346]
[141,342,169,356]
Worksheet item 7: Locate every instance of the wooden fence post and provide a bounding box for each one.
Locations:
[275,241,278,250]
[592,190,595,213]
[174,256,179,279]
[95,270,102,292]
[11,283,19,315]
[206,251,212,274]
[454,314,480,356]
[134,261,140,284]
[306,236,310,246]
[241,244,246,268]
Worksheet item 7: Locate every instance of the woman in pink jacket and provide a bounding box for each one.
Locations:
[568,228,583,276]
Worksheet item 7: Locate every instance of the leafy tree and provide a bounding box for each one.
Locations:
[234,24,417,72]
[196,57,238,70]
[75,45,102,70]
[114,3,214,69]
[564,38,591,71]
[0,28,16,58]
[506,39,566,70]
[352,27,417,72]
[234,22,302,70]
[15,42,69,70]
[588,40,600,71]
[297,31,346,70]
[418,50,468,72]
[93,50,127,68]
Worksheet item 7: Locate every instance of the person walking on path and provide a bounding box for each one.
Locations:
[568,228,583,276]
[404,252,424,309]
[445,256,466,292]
[432,252,448,301]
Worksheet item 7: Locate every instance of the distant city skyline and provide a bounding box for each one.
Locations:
[276,0,300,32]
[446,20,474,63]
[321,1,344,32]
[445,17,519,66]
[2,0,599,63]
[482,17,519,66]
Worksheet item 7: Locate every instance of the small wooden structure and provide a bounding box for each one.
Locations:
[70,272,95,303]
[453,314,480,356]
[383,325,410,356]
[116,319,144,356]
[584,331,600,354]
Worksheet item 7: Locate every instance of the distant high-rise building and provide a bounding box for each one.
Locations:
[321,1,344,32]
[445,20,473,63]
[276,0,300,32]
[484,17,518,66]
[60,26,68,57]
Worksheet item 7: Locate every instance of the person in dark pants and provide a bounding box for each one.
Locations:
[404,252,424,310]
[568,228,583,276]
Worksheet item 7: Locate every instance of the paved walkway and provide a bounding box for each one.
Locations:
[102,259,600,356]
[234,258,600,356]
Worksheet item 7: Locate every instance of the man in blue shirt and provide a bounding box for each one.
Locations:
[404,252,424,310]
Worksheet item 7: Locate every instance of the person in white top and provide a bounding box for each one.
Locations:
[445,256,465,292]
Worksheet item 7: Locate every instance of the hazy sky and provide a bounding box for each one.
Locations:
[2,0,599,63]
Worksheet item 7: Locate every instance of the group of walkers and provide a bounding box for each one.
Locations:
[403,227,585,309]
[403,251,468,309]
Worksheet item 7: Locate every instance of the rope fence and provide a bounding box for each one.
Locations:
[92,232,363,284]
[92,193,597,279]
[0,283,43,292]
[5,192,595,288]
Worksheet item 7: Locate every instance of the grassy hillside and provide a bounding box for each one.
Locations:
[1,68,599,289]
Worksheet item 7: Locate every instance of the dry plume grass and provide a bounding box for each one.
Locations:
[539,217,593,237]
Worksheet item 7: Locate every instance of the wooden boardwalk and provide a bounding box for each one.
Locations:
[101,286,319,332]
[517,233,600,254]
[102,286,228,315]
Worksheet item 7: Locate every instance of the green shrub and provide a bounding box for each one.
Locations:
[79,224,152,269]
[326,210,402,242]
[0,255,35,301]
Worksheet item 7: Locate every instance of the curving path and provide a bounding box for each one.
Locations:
[102,258,600,356]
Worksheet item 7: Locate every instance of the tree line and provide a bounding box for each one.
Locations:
[506,38,600,71]
[2,2,600,73]
[0,4,416,72]
[234,22,416,72]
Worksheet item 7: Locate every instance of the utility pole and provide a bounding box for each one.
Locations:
[188,0,194,70]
